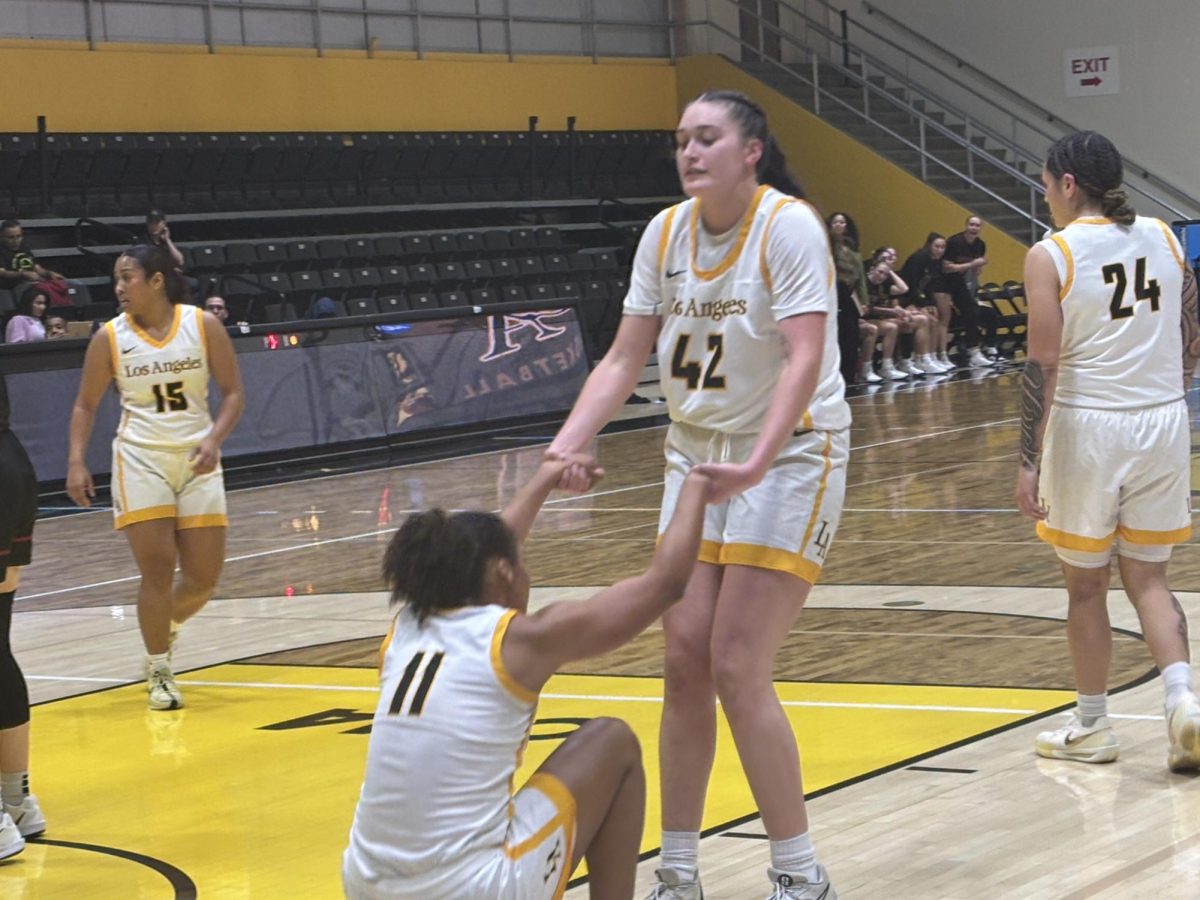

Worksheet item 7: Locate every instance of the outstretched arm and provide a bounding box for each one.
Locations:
[502,469,712,691]
[1014,245,1062,519]
[500,453,602,544]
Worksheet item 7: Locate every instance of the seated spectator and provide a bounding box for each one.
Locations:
[307,296,339,320]
[4,287,49,344]
[44,313,68,340]
[0,221,72,307]
[864,248,946,378]
[204,295,247,328]
[899,233,955,369]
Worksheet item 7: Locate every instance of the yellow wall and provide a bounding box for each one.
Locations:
[0,44,678,133]
[675,56,1028,283]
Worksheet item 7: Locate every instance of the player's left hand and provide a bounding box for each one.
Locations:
[691,461,767,504]
[190,438,221,475]
[1014,465,1047,520]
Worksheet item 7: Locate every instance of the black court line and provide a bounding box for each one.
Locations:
[906,764,978,774]
[31,838,197,899]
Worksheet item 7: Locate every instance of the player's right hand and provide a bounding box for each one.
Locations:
[544,448,604,493]
[66,463,95,508]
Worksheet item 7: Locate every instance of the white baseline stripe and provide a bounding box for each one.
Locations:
[27,675,1040,714]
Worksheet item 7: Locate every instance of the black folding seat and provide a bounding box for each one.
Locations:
[186,133,228,193]
[223,243,258,272]
[351,266,383,287]
[378,265,409,289]
[443,133,482,199]
[283,239,318,270]
[408,292,439,311]
[430,233,459,258]
[289,270,325,307]
[376,294,408,314]
[490,258,517,282]
[256,241,289,269]
[582,280,611,302]
[567,252,595,274]
[417,133,456,201]
[188,245,227,273]
[401,234,432,260]
[543,253,570,276]
[509,228,538,251]
[347,296,380,316]
[406,263,436,287]
[469,287,500,307]
[374,235,404,261]
[439,290,468,309]
[502,285,529,304]
[482,230,512,253]
[527,284,557,303]
[317,238,348,266]
[88,133,133,198]
[556,282,582,304]
[344,237,375,265]
[320,268,354,300]
[471,133,509,198]
[535,227,563,249]
[262,301,299,324]
[392,133,431,197]
[435,261,466,285]
[259,272,294,298]
[589,250,619,272]
[497,131,530,199]
[456,232,482,258]
[465,259,494,282]
[516,255,545,280]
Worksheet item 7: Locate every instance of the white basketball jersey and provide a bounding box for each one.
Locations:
[106,305,213,449]
[345,604,539,883]
[1038,216,1187,409]
[624,185,850,434]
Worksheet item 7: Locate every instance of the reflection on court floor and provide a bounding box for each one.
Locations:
[7,662,1073,896]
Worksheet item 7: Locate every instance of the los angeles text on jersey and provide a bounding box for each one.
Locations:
[122,356,204,378]
[670,297,748,321]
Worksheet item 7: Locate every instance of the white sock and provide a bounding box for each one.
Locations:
[660,830,699,881]
[1162,661,1193,712]
[146,651,170,672]
[770,831,821,883]
[1077,692,1108,725]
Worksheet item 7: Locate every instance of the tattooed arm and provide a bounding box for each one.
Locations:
[1015,245,1064,519]
[1181,267,1199,387]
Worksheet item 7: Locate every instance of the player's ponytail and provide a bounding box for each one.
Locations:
[383,508,518,624]
[690,89,806,199]
[121,243,193,304]
[1045,130,1136,227]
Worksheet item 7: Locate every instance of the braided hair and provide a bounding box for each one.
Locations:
[690,89,806,198]
[1045,131,1136,226]
[382,509,518,624]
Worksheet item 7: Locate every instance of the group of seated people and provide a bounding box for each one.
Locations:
[828,211,1006,385]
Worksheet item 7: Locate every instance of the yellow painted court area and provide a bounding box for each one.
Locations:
[8,665,1073,897]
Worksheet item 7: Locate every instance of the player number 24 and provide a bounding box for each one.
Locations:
[151,381,188,413]
[670,333,726,390]
[1103,257,1160,320]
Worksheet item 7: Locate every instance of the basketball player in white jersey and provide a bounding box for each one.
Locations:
[1015,131,1200,771]
[547,90,848,900]
[343,458,714,900]
[66,245,244,711]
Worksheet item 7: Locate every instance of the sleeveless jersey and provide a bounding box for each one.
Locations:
[624,185,850,433]
[346,604,539,882]
[1038,216,1187,409]
[106,305,213,449]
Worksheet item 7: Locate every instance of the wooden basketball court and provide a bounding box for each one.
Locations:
[7,366,1200,898]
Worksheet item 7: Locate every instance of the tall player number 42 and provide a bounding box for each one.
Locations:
[670,333,726,390]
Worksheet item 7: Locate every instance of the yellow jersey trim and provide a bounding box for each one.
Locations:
[1153,218,1188,275]
[114,504,177,530]
[506,771,578,898]
[797,432,833,573]
[129,303,183,350]
[718,542,822,583]
[657,204,681,277]
[1117,524,1192,546]
[195,305,209,357]
[377,618,397,673]
[104,320,119,376]
[490,608,539,705]
[697,539,723,566]
[1036,522,1115,551]
[1049,234,1074,301]
[759,196,797,293]
[689,183,769,282]
[177,513,229,530]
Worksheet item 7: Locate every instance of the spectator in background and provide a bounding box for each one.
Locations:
[44,313,68,340]
[204,295,247,329]
[940,216,993,368]
[900,233,955,369]
[144,210,185,270]
[4,288,49,344]
[0,221,72,307]
[306,296,339,320]
[830,213,888,384]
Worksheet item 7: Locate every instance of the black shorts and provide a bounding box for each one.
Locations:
[0,430,37,580]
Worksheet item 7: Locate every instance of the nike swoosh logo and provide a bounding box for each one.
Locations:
[122,346,136,354]
[666,268,686,279]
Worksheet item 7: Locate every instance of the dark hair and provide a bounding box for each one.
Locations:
[826,211,860,252]
[1045,131,1135,226]
[119,244,190,304]
[868,247,893,268]
[383,509,518,624]
[1,219,19,232]
[923,232,946,251]
[146,209,166,224]
[690,89,806,198]
[17,286,50,318]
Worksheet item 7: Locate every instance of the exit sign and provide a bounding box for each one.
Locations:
[1064,46,1120,97]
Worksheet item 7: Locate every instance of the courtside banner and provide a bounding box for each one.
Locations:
[6,306,589,483]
